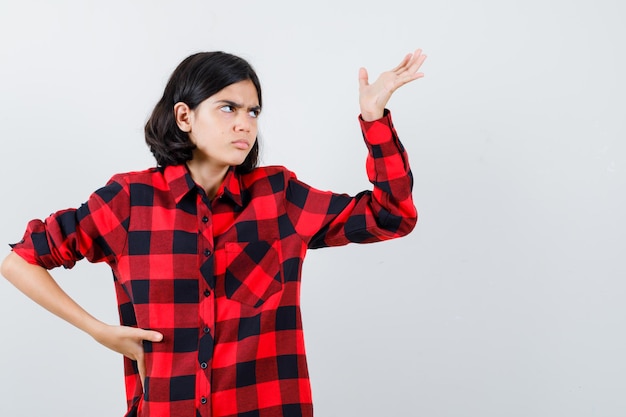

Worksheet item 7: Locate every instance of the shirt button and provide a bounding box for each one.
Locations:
[200,397,207,404]
[204,289,211,297]
[202,216,208,223]
[204,249,211,257]
[200,362,208,369]
[203,326,210,334]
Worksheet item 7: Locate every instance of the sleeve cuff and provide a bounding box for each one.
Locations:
[358,109,395,146]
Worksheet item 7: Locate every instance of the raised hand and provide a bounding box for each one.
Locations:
[358,49,427,121]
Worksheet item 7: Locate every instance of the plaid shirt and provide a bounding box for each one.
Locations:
[11,110,417,417]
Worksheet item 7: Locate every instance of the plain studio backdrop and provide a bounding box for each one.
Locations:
[1,0,625,416]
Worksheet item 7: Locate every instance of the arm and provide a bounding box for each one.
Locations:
[287,110,417,248]
[1,252,161,387]
[1,252,160,350]
[1,251,103,333]
[2,176,163,387]
[286,50,426,248]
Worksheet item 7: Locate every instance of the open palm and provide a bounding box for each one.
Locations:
[359,48,427,121]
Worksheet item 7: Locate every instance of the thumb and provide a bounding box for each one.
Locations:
[138,328,164,342]
[358,67,369,88]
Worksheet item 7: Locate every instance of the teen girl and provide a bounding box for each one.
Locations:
[2,49,426,417]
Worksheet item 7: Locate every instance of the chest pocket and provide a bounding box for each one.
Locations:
[225,240,283,307]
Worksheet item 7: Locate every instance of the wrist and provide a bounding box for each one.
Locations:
[360,110,384,122]
[84,317,109,341]
[360,108,389,123]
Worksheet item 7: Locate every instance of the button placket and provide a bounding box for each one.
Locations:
[199,209,214,293]
[197,199,214,412]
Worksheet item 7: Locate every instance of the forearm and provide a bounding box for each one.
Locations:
[1,251,105,337]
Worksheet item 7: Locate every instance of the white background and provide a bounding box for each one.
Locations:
[1,0,625,416]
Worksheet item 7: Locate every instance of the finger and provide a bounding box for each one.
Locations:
[407,51,427,74]
[138,328,164,342]
[402,71,425,82]
[390,73,424,92]
[394,49,423,73]
[396,49,426,76]
[358,67,369,88]
[137,354,147,391]
[411,48,424,63]
[390,52,413,73]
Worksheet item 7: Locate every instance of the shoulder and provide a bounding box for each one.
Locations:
[239,165,298,193]
[242,165,296,180]
[90,167,161,202]
[107,167,161,185]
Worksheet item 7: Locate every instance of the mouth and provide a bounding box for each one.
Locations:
[232,140,250,150]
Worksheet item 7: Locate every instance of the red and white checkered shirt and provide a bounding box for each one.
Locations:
[11,110,417,417]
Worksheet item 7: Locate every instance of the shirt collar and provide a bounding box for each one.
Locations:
[215,167,244,207]
[163,164,244,208]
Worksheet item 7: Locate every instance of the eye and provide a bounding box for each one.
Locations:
[220,105,235,113]
[248,108,261,118]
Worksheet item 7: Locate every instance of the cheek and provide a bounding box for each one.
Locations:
[189,123,218,145]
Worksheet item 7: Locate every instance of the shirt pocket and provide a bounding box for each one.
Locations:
[224,240,283,307]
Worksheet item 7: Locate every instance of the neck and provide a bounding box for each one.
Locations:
[186,158,230,200]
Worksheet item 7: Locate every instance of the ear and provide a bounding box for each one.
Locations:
[174,102,192,132]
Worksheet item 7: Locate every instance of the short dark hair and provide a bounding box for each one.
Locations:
[145,51,262,173]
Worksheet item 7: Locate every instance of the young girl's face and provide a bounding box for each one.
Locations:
[186,79,260,170]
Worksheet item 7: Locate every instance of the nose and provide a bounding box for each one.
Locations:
[234,112,252,132]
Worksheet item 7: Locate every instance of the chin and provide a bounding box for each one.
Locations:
[230,156,248,165]
[228,154,251,167]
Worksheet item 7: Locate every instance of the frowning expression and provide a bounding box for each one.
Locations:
[180,79,261,170]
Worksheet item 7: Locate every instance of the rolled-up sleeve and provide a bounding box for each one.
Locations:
[10,175,130,269]
[286,109,418,249]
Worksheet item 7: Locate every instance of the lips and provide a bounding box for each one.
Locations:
[232,140,250,150]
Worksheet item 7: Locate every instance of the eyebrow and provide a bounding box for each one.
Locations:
[215,100,261,112]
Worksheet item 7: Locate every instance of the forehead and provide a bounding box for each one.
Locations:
[210,79,259,105]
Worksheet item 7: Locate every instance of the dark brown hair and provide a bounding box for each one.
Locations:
[145,51,262,172]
